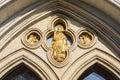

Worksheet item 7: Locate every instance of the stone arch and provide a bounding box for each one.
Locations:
[0,48,58,80]
[0,0,119,57]
[62,48,120,80]
[0,1,120,80]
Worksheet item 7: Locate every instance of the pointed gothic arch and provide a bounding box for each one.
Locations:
[0,0,120,80]
[62,49,120,80]
[78,63,118,80]
[0,48,58,80]
[2,64,42,80]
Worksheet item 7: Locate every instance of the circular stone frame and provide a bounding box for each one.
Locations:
[77,30,97,49]
[21,28,42,49]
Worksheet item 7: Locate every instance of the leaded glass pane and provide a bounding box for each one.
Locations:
[3,66,42,80]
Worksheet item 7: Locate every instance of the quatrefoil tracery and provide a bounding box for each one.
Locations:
[43,18,76,67]
[21,17,97,67]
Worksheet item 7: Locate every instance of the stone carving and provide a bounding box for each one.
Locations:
[78,30,97,48]
[80,33,92,44]
[27,33,40,44]
[22,28,42,49]
[52,24,68,62]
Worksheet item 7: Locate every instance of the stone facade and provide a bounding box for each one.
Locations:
[0,0,120,80]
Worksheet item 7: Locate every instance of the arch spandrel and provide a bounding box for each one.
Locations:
[0,0,120,80]
[0,0,119,56]
[0,0,119,54]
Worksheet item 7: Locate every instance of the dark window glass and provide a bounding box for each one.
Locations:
[78,63,118,80]
[2,66,42,80]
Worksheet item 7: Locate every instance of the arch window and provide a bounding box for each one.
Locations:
[2,65,42,80]
[78,63,117,80]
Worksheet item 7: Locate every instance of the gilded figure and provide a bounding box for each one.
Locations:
[27,33,39,44]
[52,24,68,62]
[80,33,92,44]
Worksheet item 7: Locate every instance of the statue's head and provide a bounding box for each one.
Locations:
[56,24,64,31]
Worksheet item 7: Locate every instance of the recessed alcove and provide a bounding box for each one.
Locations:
[27,32,40,44]
[52,18,67,30]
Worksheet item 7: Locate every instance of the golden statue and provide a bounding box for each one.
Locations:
[52,24,68,62]
[80,33,92,44]
[27,33,39,44]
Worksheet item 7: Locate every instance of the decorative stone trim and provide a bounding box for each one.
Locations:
[0,49,58,80]
[61,48,120,80]
[21,28,42,49]
[77,29,97,49]
[43,16,76,67]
